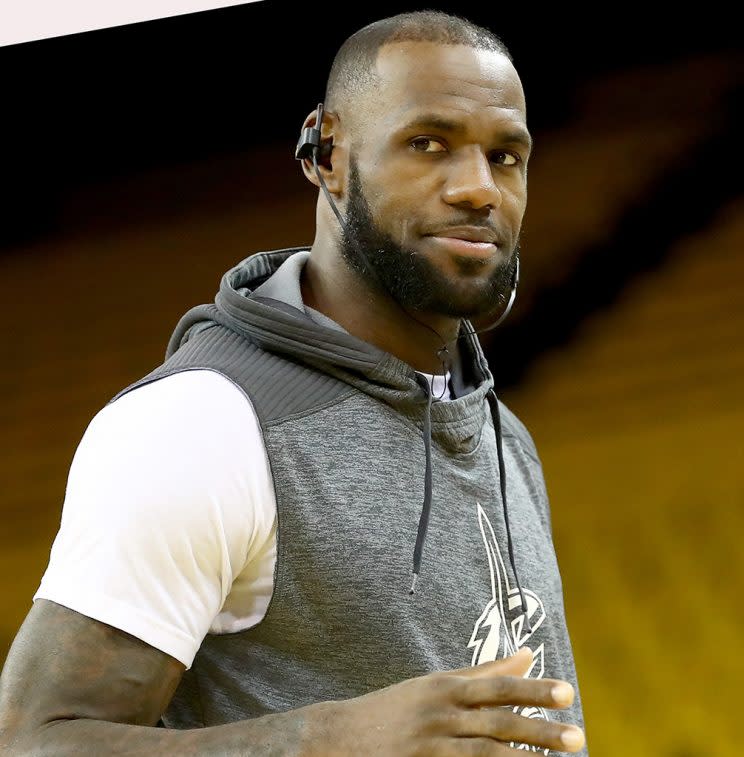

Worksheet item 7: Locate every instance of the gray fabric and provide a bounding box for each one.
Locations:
[112,248,587,753]
[251,248,346,333]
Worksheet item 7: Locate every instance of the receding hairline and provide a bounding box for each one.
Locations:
[324,11,513,119]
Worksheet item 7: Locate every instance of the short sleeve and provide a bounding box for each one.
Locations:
[34,369,276,669]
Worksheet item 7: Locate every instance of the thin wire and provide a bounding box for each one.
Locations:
[487,392,533,633]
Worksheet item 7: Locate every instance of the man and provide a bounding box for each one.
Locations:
[0,10,588,755]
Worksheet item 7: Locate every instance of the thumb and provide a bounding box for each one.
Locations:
[458,647,534,678]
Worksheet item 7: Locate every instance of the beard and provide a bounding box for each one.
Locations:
[339,155,520,320]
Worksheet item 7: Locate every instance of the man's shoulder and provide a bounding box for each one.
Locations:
[496,398,540,462]
[99,369,261,453]
[116,324,353,427]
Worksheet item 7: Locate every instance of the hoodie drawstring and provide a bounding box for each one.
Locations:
[410,379,434,595]
[409,380,532,634]
[486,388,532,633]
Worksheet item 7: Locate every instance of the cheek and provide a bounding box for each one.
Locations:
[379,204,411,244]
[365,183,412,238]
[380,175,438,241]
[504,178,528,219]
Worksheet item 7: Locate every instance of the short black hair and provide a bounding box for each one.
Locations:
[324,10,512,114]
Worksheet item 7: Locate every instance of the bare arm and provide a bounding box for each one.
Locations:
[0,600,585,756]
[0,600,320,756]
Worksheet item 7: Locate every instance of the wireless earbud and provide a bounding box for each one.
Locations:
[295,103,332,165]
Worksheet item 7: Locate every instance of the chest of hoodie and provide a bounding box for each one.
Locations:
[259,392,565,667]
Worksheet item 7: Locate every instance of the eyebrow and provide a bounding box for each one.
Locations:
[399,113,533,151]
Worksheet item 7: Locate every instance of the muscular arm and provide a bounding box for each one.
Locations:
[0,601,585,756]
[0,600,322,756]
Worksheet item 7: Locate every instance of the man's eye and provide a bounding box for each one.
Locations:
[410,138,446,153]
[491,151,520,166]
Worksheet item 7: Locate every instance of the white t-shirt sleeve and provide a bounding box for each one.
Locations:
[34,369,276,669]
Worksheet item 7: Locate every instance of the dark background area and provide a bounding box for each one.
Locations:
[1,0,740,250]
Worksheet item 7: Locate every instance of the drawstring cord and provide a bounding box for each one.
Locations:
[487,388,532,633]
[410,378,434,594]
[408,379,533,634]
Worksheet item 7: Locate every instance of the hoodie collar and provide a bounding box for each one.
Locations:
[170,247,495,453]
[254,250,455,401]
[251,249,348,334]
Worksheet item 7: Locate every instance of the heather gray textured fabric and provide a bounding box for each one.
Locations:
[112,247,588,753]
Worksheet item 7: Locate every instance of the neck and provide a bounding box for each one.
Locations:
[301,248,461,375]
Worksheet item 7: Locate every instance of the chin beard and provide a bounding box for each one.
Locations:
[339,157,520,320]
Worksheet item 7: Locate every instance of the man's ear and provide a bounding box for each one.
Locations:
[297,107,345,194]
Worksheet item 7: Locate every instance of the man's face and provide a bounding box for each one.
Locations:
[339,41,530,320]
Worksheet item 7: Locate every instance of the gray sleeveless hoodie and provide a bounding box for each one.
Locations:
[114,247,587,753]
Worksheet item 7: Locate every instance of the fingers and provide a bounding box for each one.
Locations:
[456,674,575,710]
[432,651,582,755]
[453,647,534,679]
[454,709,586,754]
[447,739,530,756]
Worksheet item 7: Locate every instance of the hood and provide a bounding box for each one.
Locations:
[165,247,531,621]
[167,247,494,454]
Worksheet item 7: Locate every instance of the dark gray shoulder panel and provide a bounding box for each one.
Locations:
[496,398,540,462]
[110,324,354,427]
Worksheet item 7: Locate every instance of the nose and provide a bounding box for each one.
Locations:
[441,148,502,210]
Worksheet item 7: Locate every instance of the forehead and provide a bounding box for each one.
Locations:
[368,41,527,129]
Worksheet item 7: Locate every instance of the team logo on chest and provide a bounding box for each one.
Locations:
[468,502,550,754]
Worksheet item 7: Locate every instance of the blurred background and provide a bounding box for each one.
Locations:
[0,1,741,754]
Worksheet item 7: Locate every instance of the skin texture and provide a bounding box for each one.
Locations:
[0,40,585,756]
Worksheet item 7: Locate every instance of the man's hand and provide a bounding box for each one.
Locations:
[311,648,585,755]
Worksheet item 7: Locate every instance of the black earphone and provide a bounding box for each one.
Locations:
[294,102,358,251]
[295,102,332,164]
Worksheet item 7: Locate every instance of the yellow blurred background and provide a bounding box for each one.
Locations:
[1,30,741,757]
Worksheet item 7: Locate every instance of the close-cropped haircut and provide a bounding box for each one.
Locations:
[324,11,512,114]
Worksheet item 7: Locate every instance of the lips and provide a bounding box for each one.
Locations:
[425,235,499,259]
[426,226,501,245]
